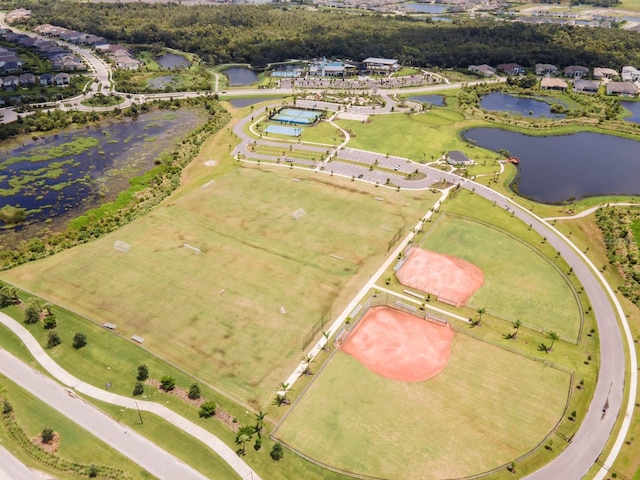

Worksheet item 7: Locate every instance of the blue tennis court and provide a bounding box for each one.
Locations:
[265,125,303,137]
[271,108,321,125]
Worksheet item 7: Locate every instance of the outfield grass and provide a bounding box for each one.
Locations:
[276,335,570,480]
[3,165,437,408]
[0,375,155,480]
[420,214,581,340]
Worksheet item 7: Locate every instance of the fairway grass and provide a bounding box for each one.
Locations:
[276,334,570,480]
[3,165,437,408]
[420,214,581,340]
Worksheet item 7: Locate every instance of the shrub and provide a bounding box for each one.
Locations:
[24,305,40,324]
[41,428,54,444]
[137,364,149,382]
[133,382,144,396]
[270,442,284,461]
[89,465,98,478]
[47,331,61,348]
[43,316,57,330]
[160,375,176,391]
[199,400,217,418]
[2,399,12,415]
[72,332,87,349]
[188,383,201,400]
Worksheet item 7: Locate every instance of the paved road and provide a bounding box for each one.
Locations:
[0,348,209,480]
[0,445,43,480]
[0,312,262,480]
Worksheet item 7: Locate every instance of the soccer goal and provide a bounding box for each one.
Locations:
[183,243,201,254]
[113,240,131,253]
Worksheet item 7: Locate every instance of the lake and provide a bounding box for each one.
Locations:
[480,92,564,119]
[408,95,445,106]
[156,53,191,70]
[224,67,259,86]
[621,101,640,124]
[0,109,206,244]
[402,3,449,13]
[464,128,640,203]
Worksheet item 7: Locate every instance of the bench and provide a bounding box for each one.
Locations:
[131,335,144,344]
[102,323,117,330]
[403,289,424,300]
[394,300,418,313]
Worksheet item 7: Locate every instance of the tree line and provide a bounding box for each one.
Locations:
[7,0,640,70]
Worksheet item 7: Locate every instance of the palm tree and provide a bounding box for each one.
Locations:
[254,410,266,434]
[302,354,314,375]
[235,425,255,455]
[512,319,522,338]
[547,331,559,351]
[322,331,330,351]
[277,382,291,405]
[476,307,486,322]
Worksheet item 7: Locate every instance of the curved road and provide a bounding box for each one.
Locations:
[0,312,262,480]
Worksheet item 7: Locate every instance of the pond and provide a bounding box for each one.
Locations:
[621,101,640,124]
[224,67,259,86]
[147,75,174,90]
[228,97,269,108]
[156,53,191,70]
[480,92,565,119]
[464,127,640,203]
[402,3,449,13]
[408,94,445,107]
[0,109,206,244]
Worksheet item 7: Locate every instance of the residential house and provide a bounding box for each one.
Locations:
[2,75,19,90]
[540,77,568,90]
[573,79,600,94]
[362,57,400,74]
[39,73,53,86]
[621,66,640,83]
[54,72,70,86]
[0,61,22,74]
[606,81,638,97]
[19,73,35,86]
[113,55,141,70]
[535,63,559,76]
[594,67,618,80]
[445,151,474,166]
[564,65,588,78]
[468,64,496,77]
[497,63,526,75]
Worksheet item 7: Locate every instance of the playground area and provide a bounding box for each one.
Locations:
[271,108,322,125]
[341,306,454,382]
[396,247,484,307]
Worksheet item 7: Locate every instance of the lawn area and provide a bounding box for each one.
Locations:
[337,109,478,161]
[2,165,437,409]
[419,214,581,340]
[0,375,155,480]
[275,334,570,480]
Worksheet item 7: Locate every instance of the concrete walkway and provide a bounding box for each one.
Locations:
[545,202,639,221]
[0,312,262,480]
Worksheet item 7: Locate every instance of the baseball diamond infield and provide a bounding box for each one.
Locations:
[396,247,484,307]
[342,306,454,382]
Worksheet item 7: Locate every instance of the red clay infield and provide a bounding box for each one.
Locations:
[341,306,454,382]
[396,247,484,307]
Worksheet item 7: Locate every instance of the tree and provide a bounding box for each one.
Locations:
[547,331,559,351]
[275,382,291,405]
[133,382,144,396]
[199,400,217,418]
[188,383,201,400]
[47,331,61,348]
[254,410,266,434]
[302,354,314,375]
[137,364,149,382]
[0,286,17,308]
[73,332,87,349]
[235,425,255,455]
[322,330,330,351]
[160,375,176,391]
[43,316,57,330]
[270,442,284,461]
[41,428,54,444]
[24,304,40,324]
[89,465,98,478]
[476,307,486,322]
[512,319,522,338]
[3,399,13,415]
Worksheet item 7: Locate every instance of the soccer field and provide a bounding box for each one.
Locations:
[275,333,571,479]
[3,165,438,407]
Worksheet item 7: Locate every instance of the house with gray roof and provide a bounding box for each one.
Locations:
[564,65,588,78]
[535,63,559,76]
[445,151,474,166]
[468,64,496,77]
[594,67,618,80]
[573,79,600,94]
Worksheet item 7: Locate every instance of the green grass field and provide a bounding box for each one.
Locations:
[276,334,570,480]
[3,165,437,409]
[0,375,155,480]
[420,214,580,340]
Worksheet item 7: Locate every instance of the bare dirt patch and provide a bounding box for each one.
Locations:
[341,306,454,382]
[32,432,60,454]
